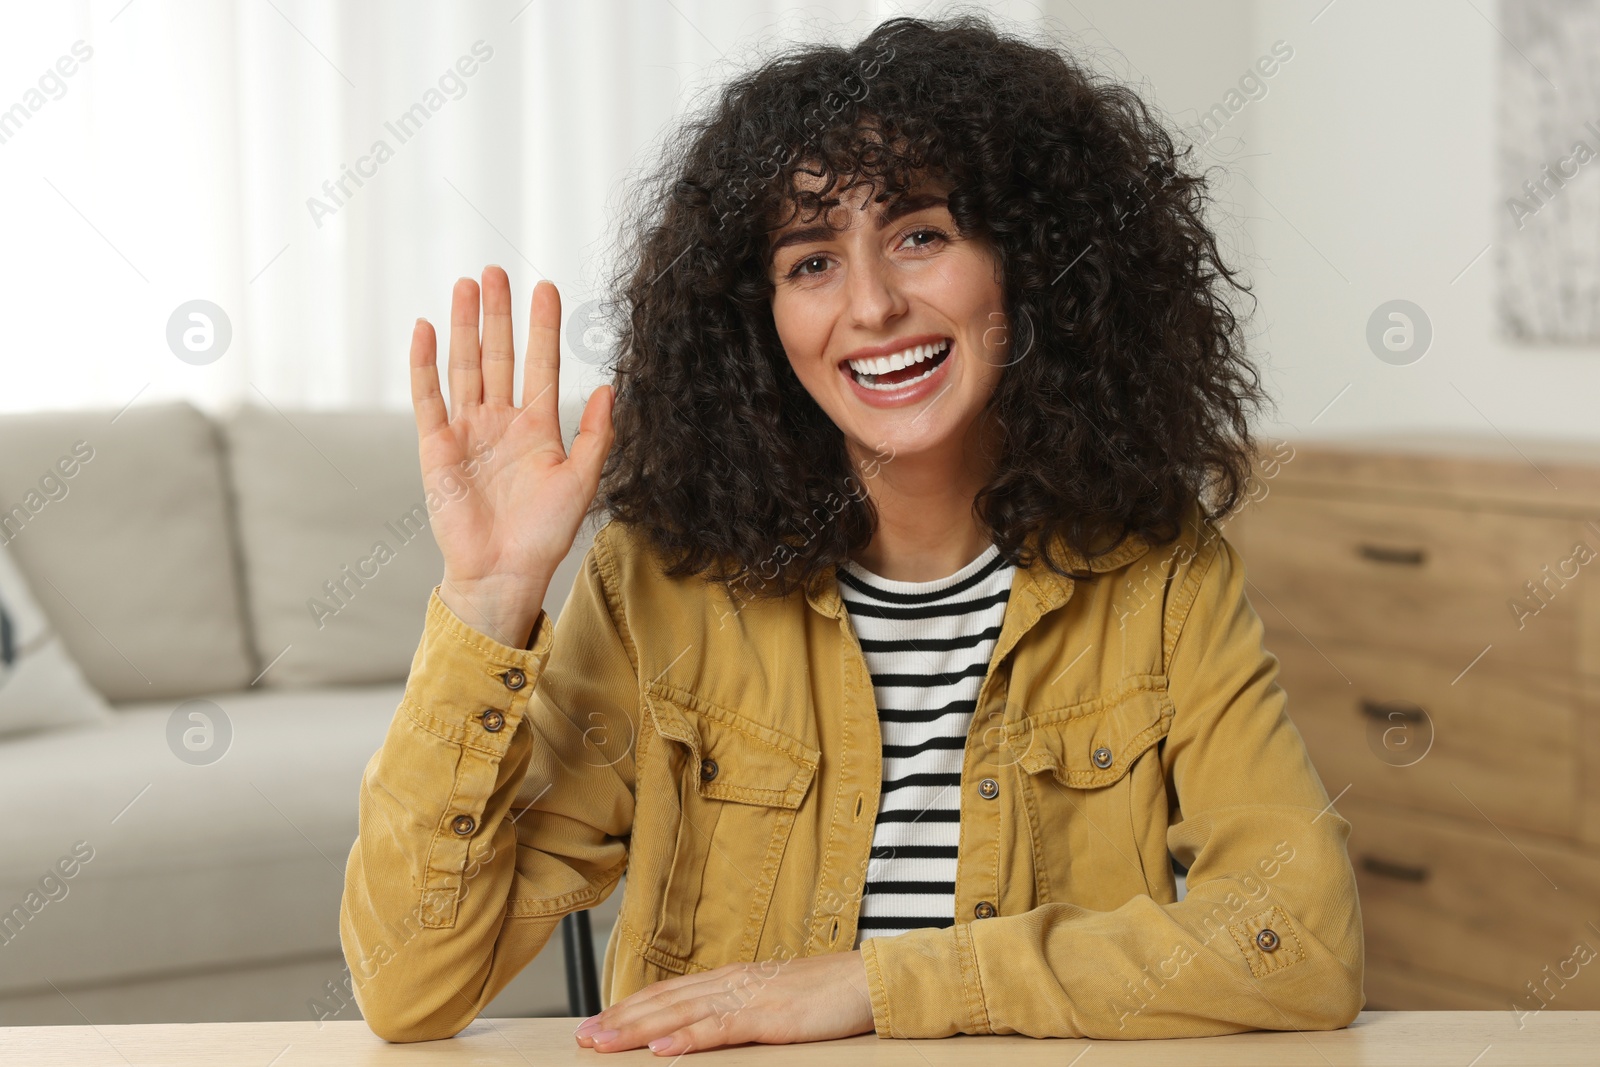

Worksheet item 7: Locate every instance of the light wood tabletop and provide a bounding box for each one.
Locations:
[0,1012,1594,1065]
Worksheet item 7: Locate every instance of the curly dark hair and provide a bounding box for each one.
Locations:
[590,11,1271,599]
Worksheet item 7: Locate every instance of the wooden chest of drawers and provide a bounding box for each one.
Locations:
[1225,433,1600,1013]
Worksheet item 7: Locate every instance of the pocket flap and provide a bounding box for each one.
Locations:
[644,683,820,809]
[1012,677,1174,788]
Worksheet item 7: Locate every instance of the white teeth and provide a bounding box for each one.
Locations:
[846,339,950,377]
[855,359,941,391]
[844,339,952,391]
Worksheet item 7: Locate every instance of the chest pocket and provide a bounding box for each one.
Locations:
[1013,677,1174,785]
[1007,677,1175,908]
[629,683,819,969]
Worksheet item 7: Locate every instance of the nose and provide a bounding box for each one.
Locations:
[845,243,908,333]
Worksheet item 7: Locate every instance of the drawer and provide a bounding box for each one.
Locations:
[1585,681,1600,849]
[1230,495,1583,676]
[1363,958,1508,1010]
[1268,636,1578,838]
[1343,798,1600,1009]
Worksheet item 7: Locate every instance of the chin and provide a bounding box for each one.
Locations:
[845,412,967,463]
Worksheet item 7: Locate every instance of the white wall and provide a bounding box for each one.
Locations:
[5,1,1175,419]
[1245,0,1600,443]
[1043,1,1600,445]
[7,1,1584,444]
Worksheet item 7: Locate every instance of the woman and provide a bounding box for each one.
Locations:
[339,14,1363,1055]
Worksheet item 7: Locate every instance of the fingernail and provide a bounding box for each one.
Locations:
[648,1037,674,1053]
[573,1017,600,1036]
[592,1028,619,1044]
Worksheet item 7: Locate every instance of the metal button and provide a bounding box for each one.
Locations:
[1092,746,1114,769]
[978,777,999,800]
[480,709,505,733]
[451,814,476,836]
[700,758,719,782]
[974,901,997,919]
[1255,928,1280,952]
[502,668,527,691]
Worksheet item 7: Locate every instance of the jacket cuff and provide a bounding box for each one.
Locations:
[403,586,555,752]
[859,922,992,1038]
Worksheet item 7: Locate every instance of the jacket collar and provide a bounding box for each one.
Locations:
[802,522,1156,623]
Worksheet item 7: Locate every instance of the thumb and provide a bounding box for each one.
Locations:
[569,385,615,482]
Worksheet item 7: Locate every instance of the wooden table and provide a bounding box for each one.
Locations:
[1,1013,1595,1065]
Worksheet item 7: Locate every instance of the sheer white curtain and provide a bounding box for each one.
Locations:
[0,0,1071,416]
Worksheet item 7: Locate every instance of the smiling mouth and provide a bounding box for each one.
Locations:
[845,339,953,390]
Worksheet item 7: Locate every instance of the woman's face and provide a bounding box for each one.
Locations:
[767,173,1010,473]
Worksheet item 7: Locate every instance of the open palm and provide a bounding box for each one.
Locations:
[410,266,614,648]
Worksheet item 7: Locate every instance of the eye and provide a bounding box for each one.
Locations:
[780,226,949,281]
[902,227,948,249]
[785,254,830,280]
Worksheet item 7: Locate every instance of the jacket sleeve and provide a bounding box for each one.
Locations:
[858,523,1366,1039]
[339,526,639,1042]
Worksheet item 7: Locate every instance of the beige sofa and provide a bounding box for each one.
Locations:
[0,399,612,1025]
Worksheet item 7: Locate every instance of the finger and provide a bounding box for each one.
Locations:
[480,265,515,406]
[567,384,615,490]
[448,276,483,417]
[586,968,755,1043]
[575,967,733,1048]
[589,995,735,1054]
[605,962,743,1011]
[408,318,447,438]
[646,1014,744,1057]
[521,279,561,438]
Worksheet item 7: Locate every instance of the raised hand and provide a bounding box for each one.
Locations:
[410,266,614,649]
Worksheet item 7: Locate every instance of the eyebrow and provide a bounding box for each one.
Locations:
[766,192,950,260]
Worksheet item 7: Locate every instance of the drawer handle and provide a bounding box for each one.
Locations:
[1356,542,1426,566]
[1358,698,1427,724]
[1360,855,1430,883]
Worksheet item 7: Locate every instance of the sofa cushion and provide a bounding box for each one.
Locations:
[0,541,112,737]
[221,405,449,687]
[0,684,402,994]
[0,403,256,701]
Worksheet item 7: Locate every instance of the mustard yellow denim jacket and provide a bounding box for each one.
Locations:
[339,498,1364,1042]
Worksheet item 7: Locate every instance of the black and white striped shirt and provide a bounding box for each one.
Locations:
[836,543,1017,943]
